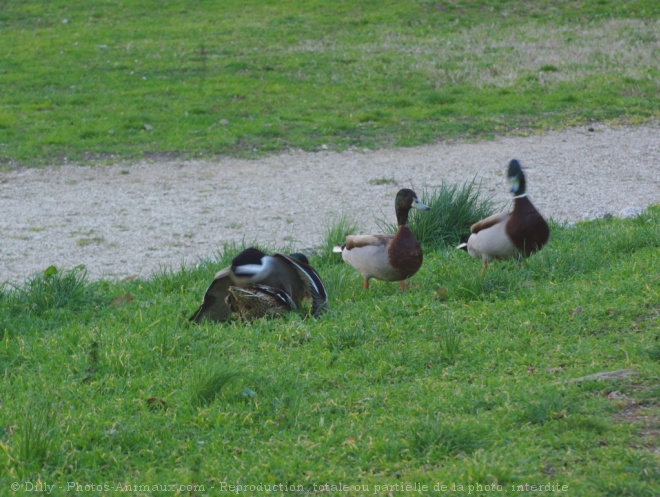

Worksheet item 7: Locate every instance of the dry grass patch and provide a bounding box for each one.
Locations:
[326,19,659,88]
[474,19,660,86]
[614,401,660,456]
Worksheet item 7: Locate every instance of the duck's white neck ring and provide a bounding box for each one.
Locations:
[513,193,528,199]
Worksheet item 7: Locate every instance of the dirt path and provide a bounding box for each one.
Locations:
[1,124,658,285]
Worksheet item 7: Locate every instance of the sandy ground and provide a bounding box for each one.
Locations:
[1,124,658,285]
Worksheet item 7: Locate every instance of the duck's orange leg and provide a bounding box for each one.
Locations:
[400,280,406,291]
[363,280,370,289]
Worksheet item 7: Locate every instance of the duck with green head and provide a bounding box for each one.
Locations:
[458,159,550,270]
[334,188,430,290]
[189,248,328,323]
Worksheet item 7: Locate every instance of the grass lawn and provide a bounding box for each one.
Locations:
[0,1,658,495]
[1,0,658,166]
[1,205,658,495]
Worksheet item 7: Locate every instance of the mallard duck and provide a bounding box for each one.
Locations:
[333,188,430,290]
[458,159,549,269]
[189,247,328,323]
[226,284,297,321]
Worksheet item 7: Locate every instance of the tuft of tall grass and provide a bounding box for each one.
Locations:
[410,416,491,459]
[323,324,371,353]
[187,365,257,407]
[14,403,56,475]
[6,265,102,316]
[438,328,462,365]
[321,214,361,261]
[434,311,463,365]
[375,180,495,248]
[517,388,572,425]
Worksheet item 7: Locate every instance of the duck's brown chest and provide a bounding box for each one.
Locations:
[388,227,424,278]
[506,197,550,256]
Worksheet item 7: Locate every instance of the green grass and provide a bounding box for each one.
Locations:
[1,0,659,165]
[1,1,659,493]
[376,180,496,246]
[1,205,658,494]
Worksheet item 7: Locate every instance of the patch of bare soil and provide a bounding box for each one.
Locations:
[613,399,660,457]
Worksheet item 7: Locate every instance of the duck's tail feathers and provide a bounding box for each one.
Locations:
[456,243,468,251]
[332,245,344,253]
[189,305,204,323]
[276,254,329,317]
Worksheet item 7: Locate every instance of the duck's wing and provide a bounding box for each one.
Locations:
[189,267,233,323]
[273,254,329,317]
[470,212,509,234]
[467,220,518,261]
[344,234,392,250]
[247,284,297,310]
[227,284,296,321]
[340,234,400,282]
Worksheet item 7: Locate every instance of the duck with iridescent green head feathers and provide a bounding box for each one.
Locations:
[458,159,550,270]
[189,248,328,323]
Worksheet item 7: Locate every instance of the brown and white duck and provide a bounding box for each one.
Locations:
[333,188,430,290]
[189,247,328,323]
[458,159,550,270]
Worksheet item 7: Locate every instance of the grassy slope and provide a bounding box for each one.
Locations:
[1,0,658,165]
[1,208,658,494]
[1,1,659,494]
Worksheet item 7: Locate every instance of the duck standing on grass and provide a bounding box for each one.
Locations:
[334,188,430,290]
[189,247,328,323]
[458,159,550,270]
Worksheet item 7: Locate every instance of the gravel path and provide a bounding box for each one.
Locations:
[1,124,658,285]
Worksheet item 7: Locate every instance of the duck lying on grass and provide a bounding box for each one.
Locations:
[225,284,297,321]
[334,188,430,290]
[190,247,327,323]
[458,159,550,270]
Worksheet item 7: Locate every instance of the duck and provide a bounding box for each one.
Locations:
[457,159,550,270]
[333,188,430,290]
[226,284,297,321]
[189,247,328,323]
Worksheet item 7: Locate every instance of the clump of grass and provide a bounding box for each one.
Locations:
[646,339,660,362]
[517,388,572,425]
[435,312,462,365]
[410,416,490,459]
[13,403,56,476]
[539,64,560,72]
[321,214,361,260]
[76,236,105,247]
[369,177,397,186]
[7,265,101,316]
[317,263,356,300]
[438,329,462,365]
[324,324,371,353]
[187,365,256,407]
[375,180,495,248]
